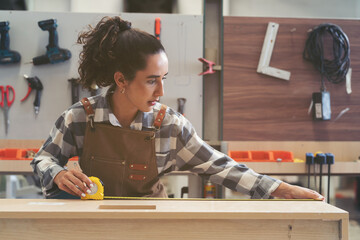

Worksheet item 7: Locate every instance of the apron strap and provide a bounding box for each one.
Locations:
[81,97,95,129]
[153,104,167,130]
[81,98,167,131]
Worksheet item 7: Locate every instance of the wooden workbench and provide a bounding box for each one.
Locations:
[0,199,348,240]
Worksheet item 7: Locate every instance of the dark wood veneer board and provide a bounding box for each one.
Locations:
[223,17,360,141]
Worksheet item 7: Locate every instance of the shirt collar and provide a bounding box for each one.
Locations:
[105,86,158,131]
[108,110,148,130]
[107,103,162,131]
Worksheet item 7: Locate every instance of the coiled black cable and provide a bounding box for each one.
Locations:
[303,23,350,91]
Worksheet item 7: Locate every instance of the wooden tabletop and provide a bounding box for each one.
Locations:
[0,199,348,220]
[0,199,349,240]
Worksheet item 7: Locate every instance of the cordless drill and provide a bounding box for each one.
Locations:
[32,19,71,65]
[0,21,21,64]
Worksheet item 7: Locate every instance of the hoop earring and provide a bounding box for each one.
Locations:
[120,88,125,94]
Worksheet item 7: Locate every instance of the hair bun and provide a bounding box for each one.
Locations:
[116,18,132,32]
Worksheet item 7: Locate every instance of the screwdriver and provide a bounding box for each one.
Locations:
[155,17,161,41]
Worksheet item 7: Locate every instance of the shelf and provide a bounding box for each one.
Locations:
[1,159,359,176]
[238,161,360,176]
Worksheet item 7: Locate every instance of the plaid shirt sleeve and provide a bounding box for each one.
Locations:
[162,110,281,199]
[30,103,86,196]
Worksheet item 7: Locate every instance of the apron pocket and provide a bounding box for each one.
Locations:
[89,155,126,196]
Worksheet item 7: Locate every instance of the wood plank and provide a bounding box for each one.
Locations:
[223,17,360,141]
[0,199,347,219]
[0,199,348,240]
[0,218,342,240]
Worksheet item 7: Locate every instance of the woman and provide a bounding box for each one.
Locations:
[31,16,323,200]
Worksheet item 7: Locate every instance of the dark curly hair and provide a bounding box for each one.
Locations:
[77,16,165,90]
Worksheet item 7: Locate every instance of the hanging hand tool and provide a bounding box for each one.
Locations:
[325,153,334,204]
[198,57,221,75]
[68,78,80,104]
[306,153,314,188]
[0,85,15,135]
[177,98,186,116]
[315,153,326,195]
[154,17,161,41]
[32,19,71,65]
[0,21,21,64]
[21,75,43,115]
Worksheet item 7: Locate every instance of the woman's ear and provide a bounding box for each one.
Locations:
[114,72,126,88]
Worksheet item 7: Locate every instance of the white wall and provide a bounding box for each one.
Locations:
[176,0,203,15]
[26,0,71,12]
[25,0,360,18]
[224,0,360,18]
[70,0,125,13]
[26,0,203,14]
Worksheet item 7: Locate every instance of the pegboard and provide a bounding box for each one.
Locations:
[223,16,360,141]
[0,11,203,140]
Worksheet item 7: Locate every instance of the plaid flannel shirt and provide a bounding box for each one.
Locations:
[31,89,281,198]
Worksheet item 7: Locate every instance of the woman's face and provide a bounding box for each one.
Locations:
[122,51,168,112]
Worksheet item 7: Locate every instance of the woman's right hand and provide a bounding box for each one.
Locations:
[53,169,94,197]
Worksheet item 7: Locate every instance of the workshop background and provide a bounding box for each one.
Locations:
[1,0,360,239]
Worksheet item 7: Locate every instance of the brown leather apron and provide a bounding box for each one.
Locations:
[79,98,167,198]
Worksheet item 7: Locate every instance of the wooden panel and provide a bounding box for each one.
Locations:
[223,17,360,141]
[0,218,341,240]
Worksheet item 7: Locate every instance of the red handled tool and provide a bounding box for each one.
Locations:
[0,85,15,135]
[21,75,43,115]
[155,17,161,41]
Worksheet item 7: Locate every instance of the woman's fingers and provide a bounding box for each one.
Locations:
[306,188,325,201]
[272,182,325,200]
[54,169,93,197]
[293,186,325,200]
[66,170,92,195]
[72,170,94,189]
[62,184,81,197]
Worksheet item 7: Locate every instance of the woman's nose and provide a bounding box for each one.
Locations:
[155,80,164,97]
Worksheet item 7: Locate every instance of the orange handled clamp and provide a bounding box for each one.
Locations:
[198,58,216,75]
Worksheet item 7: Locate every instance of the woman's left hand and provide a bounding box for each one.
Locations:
[271,182,325,201]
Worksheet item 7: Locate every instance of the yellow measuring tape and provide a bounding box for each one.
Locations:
[81,176,321,201]
[81,177,104,200]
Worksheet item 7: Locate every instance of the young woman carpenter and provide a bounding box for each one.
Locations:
[31,16,323,200]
